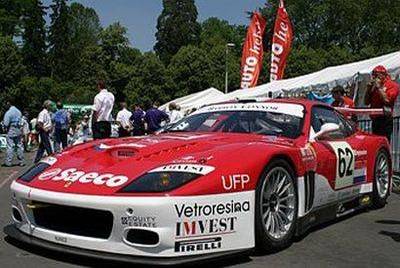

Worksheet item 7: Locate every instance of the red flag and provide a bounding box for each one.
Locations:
[270,0,293,81]
[240,12,267,89]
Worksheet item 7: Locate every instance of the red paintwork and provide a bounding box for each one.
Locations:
[18,99,391,196]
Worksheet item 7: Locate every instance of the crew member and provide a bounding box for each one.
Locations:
[116,102,132,137]
[34,100,53,163]
[145,102,169,134]
[365,65,400,142]
[92,80,115,139]
[2,101,25,167]
[130,104,146,136]
[331,86,354,108]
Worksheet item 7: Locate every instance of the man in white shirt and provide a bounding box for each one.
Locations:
[116,102,132,137]
[34,100,53,163]
[168,102,184,124]
[92,80,115,139]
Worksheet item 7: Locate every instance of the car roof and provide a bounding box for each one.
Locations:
[206,98,331,111]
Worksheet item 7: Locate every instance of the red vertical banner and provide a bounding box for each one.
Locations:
[240,12,267,89]
[270,0,293,81]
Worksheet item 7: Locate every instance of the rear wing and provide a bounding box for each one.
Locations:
[335,107,384,117]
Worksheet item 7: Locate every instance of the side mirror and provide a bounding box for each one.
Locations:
[311,123,340,141]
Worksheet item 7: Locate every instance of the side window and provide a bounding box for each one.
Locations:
[311,106,346,139]
[336,112,357,136]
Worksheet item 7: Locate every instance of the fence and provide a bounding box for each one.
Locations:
[358,117,400,173]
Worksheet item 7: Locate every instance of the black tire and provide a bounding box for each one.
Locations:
[255,159,298,252]
[372,149,390,209]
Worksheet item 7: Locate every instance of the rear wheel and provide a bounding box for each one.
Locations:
[372,149,390,208]
[255,159,298,251]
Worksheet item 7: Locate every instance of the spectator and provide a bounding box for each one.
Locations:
[53,101,69,152]
[331,86,354,108]
[168,102,184,123]
[116,102,132,137]
[92,80,115,139]
[130,104,146,136]
[365,65,400,141]
[2,101,25,167]
[28,117,38,148]
[21,111,30,152]
[75,115,91,143]
[145,102,169,134]
[34,100,53,163]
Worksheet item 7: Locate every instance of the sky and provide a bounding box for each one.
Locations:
[42,0,265,51]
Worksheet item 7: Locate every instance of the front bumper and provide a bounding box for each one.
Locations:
[4,224,250,266]
[8,181,255,260]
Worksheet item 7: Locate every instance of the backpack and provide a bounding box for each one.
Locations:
[54,110,68,130]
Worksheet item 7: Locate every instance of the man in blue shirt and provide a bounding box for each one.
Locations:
[2,101,25,167]
[144,102,169,134]
[130,104,146,136]
[53,101,69,152]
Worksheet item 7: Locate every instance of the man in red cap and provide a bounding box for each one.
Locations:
[365,65,399,141]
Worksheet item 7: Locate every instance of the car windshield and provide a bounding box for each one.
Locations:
[163,103,304,139]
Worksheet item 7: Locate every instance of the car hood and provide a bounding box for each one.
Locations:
[22,132,295,195]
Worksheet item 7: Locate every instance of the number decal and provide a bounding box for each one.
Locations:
[329,142,355,189]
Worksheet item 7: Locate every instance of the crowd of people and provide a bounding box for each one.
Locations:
[1,66,399,167]
[1,80,184,166]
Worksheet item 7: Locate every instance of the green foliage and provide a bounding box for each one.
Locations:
[22,0,48,77]
[124,52,168,107]
[48,0,73,81]
[154,0,201,64]
[0,36,25,90]
[167,45,213,98]
[0,0,25,36]
[100,22,129,62]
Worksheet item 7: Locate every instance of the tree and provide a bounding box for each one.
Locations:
[99,22,129,62]
[21,0,48,77]
[48,0,73,81]
[154,0,201,64]
[0,36,25,114]
[0,0,25,36]
[70,3,102,48]
[200,17,245,54]
[124,52,169,107]
[167,45,213,98]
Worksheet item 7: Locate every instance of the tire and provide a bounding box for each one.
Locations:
[372,149,390,209]
[255,159,298,252]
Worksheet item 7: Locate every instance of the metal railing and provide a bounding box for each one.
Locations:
[358,117,400,172]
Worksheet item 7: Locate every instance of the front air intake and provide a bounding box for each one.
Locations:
[125,229,159,246]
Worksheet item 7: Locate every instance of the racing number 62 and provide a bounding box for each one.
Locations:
[337,147,354,178]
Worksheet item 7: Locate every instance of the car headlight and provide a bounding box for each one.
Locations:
[19,162,50,182]
[119,172,201,193]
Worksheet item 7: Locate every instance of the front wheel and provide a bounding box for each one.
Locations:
[372,149,390,208]
[255,159,298,251]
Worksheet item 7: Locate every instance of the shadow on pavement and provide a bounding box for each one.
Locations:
[376,219,400,225]
[379,231,400,242]
[4,235,251,268]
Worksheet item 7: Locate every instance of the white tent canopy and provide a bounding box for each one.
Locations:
[213,51,400,103]
[159,87,224,114]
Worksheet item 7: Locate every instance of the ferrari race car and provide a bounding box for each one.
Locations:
[5,99,392,265]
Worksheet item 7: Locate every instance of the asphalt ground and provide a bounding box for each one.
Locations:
[0,152,399,268]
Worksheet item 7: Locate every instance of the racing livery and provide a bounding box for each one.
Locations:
[5,99,392,265]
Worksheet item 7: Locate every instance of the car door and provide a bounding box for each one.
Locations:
[309,106,366,207]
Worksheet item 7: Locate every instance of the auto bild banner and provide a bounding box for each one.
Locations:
[270,0,293,81]
[240,12,267,89]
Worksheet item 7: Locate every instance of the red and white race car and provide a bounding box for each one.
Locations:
[5,99,392,265]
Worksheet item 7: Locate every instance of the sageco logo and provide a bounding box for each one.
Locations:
[37,168,129,188]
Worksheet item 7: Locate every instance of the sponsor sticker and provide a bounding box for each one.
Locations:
[174,200,250,239]
[149,164,215,175]
[37,168,129,188]
[175,237,222,253]
[221,174,250,191]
